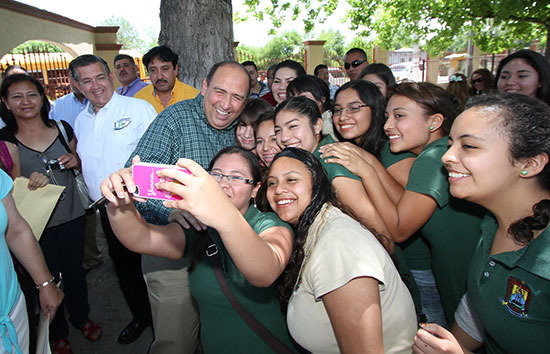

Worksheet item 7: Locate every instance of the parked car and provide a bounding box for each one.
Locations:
[390,62,415,82]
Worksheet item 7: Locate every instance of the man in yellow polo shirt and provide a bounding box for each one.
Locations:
[134,45,199,113]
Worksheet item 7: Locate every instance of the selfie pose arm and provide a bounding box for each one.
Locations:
[101,160,186,260]
[158,158,294,287]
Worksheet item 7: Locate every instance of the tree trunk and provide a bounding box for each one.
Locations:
[159,0,234,88]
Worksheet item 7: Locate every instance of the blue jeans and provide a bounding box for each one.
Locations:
[411,269,447,327]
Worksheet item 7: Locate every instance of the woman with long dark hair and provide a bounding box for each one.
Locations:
[271,60,306,105]
[469,68,493,95]
[359,63,397,97]
[331,80,387,157]
[415,93,550,354]
[266,147,416,353]
[495,49,550,105]
[0,74,101,352]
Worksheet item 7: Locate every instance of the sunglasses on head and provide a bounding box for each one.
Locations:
[471,77,484,84]
[449,75,464,82]
[344,60,367,70]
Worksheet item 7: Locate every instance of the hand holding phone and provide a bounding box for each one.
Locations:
[132,162,191,201]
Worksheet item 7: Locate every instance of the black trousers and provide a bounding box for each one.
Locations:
[97,205,152,325]
[40,216,89,341]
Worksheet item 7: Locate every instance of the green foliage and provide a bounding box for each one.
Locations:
[143,26,159,50]
[242,0,549,57]
[317,29,346,56]
[263,30,304,58]
[448,31,470,52]
[10,41,63,54]
[100,16,158,53]
[347,37,373,61]
[235,0,340,34]
[235,30,305,69]
[385,26,418,50]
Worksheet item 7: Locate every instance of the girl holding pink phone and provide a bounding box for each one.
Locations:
[100,147,297,353]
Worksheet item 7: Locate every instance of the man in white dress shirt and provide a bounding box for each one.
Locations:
[71,54,156,345]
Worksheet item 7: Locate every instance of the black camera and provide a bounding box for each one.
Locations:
[43,157,66,171]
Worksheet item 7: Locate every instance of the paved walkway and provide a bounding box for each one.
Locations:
[66,233,153,354]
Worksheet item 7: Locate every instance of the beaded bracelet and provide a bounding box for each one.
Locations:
[35,276,55,290]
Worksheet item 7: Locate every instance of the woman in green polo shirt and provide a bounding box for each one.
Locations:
[100,147,297,353]
[273,95,393,250]
[322,80,443,325]
[319,83,484,324]
[414,93,550,354]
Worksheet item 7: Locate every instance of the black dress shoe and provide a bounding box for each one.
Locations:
[118,318,150,344]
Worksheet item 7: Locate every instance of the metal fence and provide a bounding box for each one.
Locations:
[0,49,73,99]
[0,49,148,100]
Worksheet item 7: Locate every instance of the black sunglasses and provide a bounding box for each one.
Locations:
[471,77,485,84]
[344,60,367,70]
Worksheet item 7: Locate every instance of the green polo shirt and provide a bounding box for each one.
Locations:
[468,214,550,354]
[406,137,484,322]
[314,135,361,182]
[186,206,297,353]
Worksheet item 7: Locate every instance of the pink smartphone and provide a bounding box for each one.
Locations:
[132,162,191,201]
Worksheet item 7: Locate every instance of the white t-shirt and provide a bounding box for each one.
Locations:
[287,204,417,354]
[74,93,156,201]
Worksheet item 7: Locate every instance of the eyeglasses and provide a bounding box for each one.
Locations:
[333,104,369,117]
[449,75,464,82]
[209,171,255,185]
[344,60,367,70]
[471,77,485,84]
[79,75,108,87]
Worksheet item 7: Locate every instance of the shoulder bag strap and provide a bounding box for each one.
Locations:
[54,120,71,152]
[54,120,84,179]
[206,237,294,354]
[55,120,69,146]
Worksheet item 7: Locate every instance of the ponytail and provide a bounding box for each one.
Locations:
[508,199,550,245]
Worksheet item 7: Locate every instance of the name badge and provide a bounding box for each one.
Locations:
[114,118,132,130]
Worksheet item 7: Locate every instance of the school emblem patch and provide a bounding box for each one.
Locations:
[501,276,531,319]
